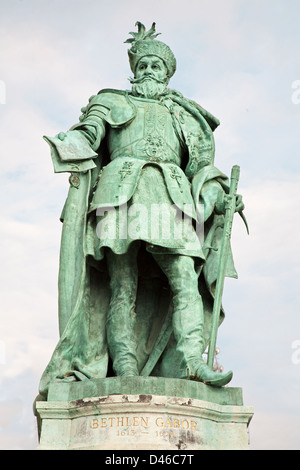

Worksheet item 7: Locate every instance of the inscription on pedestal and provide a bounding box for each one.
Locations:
[91,416,197,431]
[36,387,254,450]
[85,411,202,450]
[90,415,198,442]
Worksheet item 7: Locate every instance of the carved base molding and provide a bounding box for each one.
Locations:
[35,377,254,450]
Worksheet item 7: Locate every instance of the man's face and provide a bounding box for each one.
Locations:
[135,56,168,83]
[131,55,169,99]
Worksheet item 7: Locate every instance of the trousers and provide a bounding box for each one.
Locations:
[106,242,205,376]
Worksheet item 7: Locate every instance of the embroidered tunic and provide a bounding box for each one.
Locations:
[82,95,204,260]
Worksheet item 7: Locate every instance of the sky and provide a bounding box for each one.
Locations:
[0,0,300,450]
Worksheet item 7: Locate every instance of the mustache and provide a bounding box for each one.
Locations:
[129,76,166,85]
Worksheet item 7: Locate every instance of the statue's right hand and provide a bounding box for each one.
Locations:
[57,132,67,141]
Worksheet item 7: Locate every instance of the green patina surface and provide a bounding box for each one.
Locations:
[39,22,247,401]
[46,376,244,406]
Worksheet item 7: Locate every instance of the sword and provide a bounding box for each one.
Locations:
[140,306,173,377]
[207,165,241,369]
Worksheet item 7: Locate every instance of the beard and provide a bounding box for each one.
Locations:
[130,76,167,99]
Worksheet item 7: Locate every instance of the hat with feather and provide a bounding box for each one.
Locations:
[125,22,176,79]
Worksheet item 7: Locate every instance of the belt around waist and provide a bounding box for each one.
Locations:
[110,153,181,166]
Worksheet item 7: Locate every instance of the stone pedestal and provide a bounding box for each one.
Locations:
[35,377,254,450]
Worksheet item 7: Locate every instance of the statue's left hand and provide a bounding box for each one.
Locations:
[235,194,245,213]
[215,193,245,214]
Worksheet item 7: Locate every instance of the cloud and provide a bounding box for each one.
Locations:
[216,175,300,450]
[0,0,300,450]
[249,411,300,450]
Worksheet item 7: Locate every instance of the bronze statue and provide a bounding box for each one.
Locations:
[39,22,245,398]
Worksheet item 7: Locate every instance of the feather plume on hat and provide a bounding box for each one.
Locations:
[125,22,176,78]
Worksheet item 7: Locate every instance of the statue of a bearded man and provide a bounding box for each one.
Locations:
[39,22,244,398]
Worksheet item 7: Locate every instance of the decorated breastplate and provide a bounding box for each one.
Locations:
[107,98,183,166]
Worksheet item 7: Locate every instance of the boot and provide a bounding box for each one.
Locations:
[106,248,140,377]
[106,297,139,377]
[186,361,233,387]
[173,297,233,387]
[106,306,139,377]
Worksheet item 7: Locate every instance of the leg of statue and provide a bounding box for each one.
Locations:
[153,253,232,387]
[106,243,140,377]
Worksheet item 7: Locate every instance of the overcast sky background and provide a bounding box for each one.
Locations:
[0,0,300,450]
